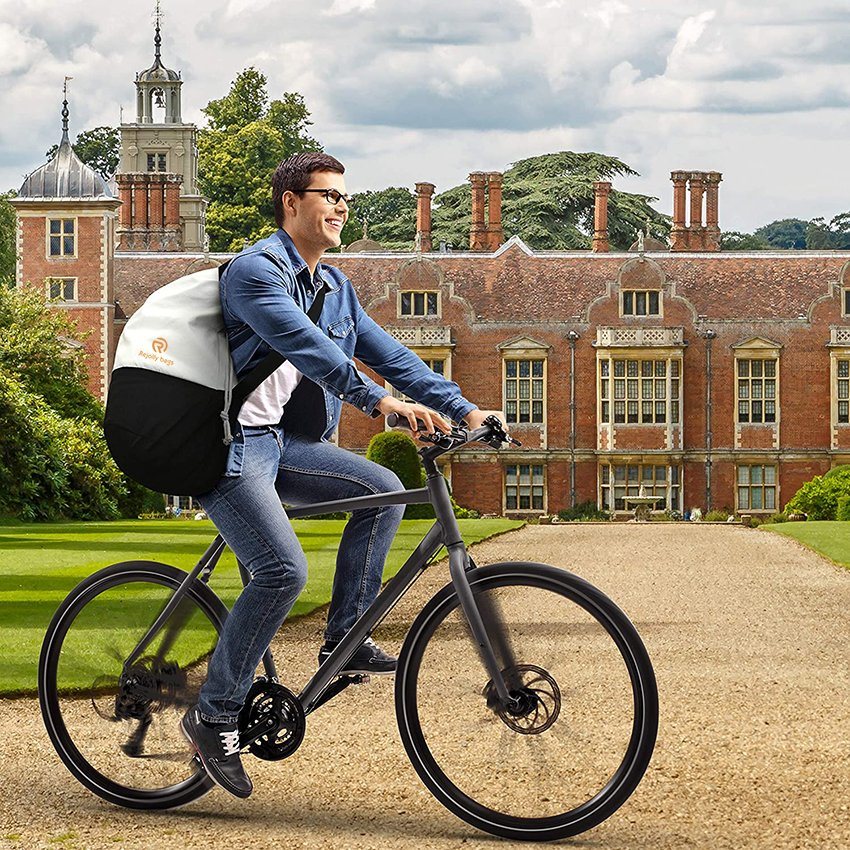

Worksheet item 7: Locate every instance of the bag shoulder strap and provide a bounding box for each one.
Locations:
[229,282,328,413]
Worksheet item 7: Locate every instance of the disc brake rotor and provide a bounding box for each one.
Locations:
[483,663,562,734]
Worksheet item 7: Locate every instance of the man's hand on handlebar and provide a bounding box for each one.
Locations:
[462,409,509,433]
[375,396,453,435]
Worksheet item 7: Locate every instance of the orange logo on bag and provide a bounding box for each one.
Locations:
[152,338,168,353]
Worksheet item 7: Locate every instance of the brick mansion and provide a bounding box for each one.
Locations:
[9,20,850,518]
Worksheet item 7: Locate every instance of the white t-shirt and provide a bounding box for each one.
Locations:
[237,362,302,426]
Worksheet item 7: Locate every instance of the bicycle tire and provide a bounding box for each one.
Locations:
[38,561,228,810]
[395,561,658,842]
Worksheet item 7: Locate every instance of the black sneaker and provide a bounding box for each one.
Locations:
[318,637,397,676]
[181,705,253,799]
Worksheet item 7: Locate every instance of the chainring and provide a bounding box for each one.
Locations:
[238,678,306,761]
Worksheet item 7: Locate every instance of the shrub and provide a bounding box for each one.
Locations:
[766,512,788,524]
[366,430,427,519]
[0,372,137,521]
[365,430,478,519]
[837,496,850,522]
[704,510,730,522]
[749,516,764,528]
[785,466,850,520]
[118,482,166,519]
[557,501,609,522]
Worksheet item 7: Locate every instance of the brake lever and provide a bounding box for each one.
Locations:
[481,415,522,448]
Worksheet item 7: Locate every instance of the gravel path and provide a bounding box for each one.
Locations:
[2,525,849,850]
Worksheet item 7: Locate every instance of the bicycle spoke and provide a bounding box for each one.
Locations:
[48,570,220,795]
[402,579,642,822]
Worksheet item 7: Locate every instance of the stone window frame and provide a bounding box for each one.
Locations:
[498,337,551,428]
[46,217,77,259]
[827,340,850,429]
[842,289,850,318]
[146,152,168,172]
[598,355,681,426]
[599,461,682,514]
[504,463,546,513]
[620,289,662,318]
[732,338,782,427]
[45,277,78,302]
[398,290,440,318]
[735,463,778,513]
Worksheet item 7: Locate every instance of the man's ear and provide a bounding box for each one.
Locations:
[282,191,297,220]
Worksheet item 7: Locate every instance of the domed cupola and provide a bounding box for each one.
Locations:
[134,2,182,124]
[18,85,113,199]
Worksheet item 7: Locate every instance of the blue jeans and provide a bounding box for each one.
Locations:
[196,425,405,723]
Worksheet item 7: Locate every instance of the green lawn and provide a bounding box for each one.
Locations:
[761,520,850,569]
[0,517,522,696]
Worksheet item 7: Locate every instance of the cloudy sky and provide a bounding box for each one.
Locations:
[1,0,849,233]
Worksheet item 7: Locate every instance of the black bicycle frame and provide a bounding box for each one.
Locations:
[126,434,517,713]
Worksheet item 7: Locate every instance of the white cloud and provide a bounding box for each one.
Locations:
[0,0,849,230]
[325,0,377,15]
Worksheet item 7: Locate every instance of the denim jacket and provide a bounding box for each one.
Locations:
[220,229,477,441]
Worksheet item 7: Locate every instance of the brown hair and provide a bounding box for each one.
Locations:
[272,152,345,228]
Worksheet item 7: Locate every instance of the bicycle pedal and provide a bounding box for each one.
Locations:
[345,673,370,685]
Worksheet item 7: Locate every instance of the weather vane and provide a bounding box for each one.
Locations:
[62,75,74,135]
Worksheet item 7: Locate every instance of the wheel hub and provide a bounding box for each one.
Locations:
[483,664,561,734]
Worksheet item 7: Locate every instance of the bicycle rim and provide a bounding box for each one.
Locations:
[38,562,225,809]
[395,562,658,841]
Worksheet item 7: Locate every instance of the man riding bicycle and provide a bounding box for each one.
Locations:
[181,151,504,798]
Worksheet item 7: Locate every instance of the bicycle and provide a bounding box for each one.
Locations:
[38,415,658,842]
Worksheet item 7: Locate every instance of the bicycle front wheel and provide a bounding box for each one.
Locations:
[395,562,658,842]
[38,561,228,809]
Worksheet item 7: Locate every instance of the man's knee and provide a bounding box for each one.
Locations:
[368,463,405,495]
[250,551,309,593]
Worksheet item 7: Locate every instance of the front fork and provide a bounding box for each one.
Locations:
[446,543,520,707]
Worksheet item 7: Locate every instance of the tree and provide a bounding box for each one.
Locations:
[45,126,120,179]
[341,187,417,249]
[0,285,166,520]
[0,191,16,286]
[754,218,808,250]
[0,283,100,420]
[720,231,770,251]
[430,152,670,252]
[198,68,322,251]
[806,212,850,250]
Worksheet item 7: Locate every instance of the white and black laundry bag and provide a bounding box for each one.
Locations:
[103,264,239,496]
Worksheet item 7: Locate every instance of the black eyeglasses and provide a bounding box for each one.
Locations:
[297,188,353,206]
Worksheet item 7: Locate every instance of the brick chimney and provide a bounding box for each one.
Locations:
[592,180,611,252]
[688,171,706,250]
[485,172,504,251]
[469,171,488,251]
[670,171,688,251]
[704,171,722,251]
[415,181,435,252]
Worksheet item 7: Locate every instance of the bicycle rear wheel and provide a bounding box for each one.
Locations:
[38,561,228,809]
[395,562,658,841]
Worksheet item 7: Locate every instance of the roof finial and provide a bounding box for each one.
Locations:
[153,1,163,61]
[61,76,73,139]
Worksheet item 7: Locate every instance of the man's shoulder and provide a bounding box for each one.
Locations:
[224,235,294,281]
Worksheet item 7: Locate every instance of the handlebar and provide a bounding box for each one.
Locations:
[385,413,521,450]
